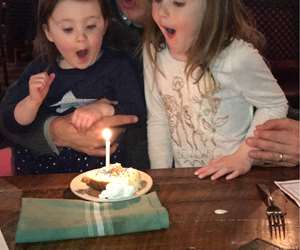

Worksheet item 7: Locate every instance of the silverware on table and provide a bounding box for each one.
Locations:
[256,184,286,237]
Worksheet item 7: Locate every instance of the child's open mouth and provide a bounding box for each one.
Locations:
[164,27,176,38]
[76,49,89,60]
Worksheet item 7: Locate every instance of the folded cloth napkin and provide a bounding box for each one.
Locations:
[16,192,169,243]
[275,179,300,207]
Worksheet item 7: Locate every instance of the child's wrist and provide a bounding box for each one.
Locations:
[27,96,43,108]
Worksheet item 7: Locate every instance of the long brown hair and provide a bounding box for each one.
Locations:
[34,0,111,65]
[144,0,265,81]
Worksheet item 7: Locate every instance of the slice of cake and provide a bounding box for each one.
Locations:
[81,163,141,199]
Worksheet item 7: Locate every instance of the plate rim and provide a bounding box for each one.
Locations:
[70,169,153,202]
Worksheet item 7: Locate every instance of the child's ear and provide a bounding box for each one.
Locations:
[43,24,54,42]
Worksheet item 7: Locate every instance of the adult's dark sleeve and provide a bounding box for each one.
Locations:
[109,54,149,169]
[111,55,146,124]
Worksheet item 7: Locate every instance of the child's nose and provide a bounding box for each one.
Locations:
[157,3,169,17]
[76,31,88,42]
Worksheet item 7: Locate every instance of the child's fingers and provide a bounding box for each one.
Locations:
[194,161,219,174]
[30,72,55,87]
[79,118,89,132]
[30,78,47,91]
[80,118,93,132]
[71,113,77,126]
[100,98,118,105]
[72,111,85,129]
[30,81,45,89]
[74,116,95,132]
[47,73,55,86]
[71,116,84,132]
[195,165,218,179]
[30,77,47,85]
[75,117,84,131]
[225,170,241,180]
[211,166,230,180]
[194,166,205,175]
[40,73,55,93]
[30,72,50,82]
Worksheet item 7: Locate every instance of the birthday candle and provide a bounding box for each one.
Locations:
[102,128,112,168]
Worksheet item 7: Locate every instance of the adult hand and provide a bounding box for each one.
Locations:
[50,114,138,156]
[246,118,299,167]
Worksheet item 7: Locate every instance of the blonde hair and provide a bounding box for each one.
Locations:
[144,0,265,81]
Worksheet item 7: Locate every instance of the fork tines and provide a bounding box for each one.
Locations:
[267,211,286,238]
[257,184,286,238]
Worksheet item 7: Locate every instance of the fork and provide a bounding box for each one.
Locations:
[256,184,286,237]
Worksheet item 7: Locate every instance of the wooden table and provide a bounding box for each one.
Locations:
[0,166,299,250]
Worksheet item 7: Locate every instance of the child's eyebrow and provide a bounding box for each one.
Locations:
[50,17,72,25]
[85,16,102,21]
[51,15,102,24]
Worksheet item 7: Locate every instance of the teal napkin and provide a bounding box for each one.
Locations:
[16,192,169,243]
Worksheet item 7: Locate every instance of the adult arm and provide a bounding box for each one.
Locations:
[0,78,138,156]
[143,47,173,169]
[0,109,54,154]
[246,118,299,166]
[50,114,138,156]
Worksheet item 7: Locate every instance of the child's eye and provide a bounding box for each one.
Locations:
[63,27,73,33]
[173,1,185,7]
[86,24,97,30]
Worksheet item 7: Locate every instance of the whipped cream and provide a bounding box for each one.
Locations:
[99,179,136,200]
[95,163,141,200]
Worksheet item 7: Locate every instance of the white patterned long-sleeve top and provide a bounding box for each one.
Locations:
[144,39,288,169]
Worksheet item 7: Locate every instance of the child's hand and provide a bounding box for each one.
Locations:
[71,100,115,132]
[28,72,55,105]
[71,105,103,132]
[194,142,253,180]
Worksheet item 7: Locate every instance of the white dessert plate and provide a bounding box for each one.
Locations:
[70,169,153,202]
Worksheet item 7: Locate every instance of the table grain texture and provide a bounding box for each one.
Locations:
[0,166,299,250]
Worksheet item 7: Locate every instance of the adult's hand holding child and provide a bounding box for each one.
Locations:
[71,99,116,132]
[246,118,299,167]
[50,113,138,157]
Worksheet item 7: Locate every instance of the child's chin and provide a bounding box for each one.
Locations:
[74,60,92,70]
[168,50,187,61]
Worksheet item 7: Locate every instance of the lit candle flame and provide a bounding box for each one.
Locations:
[102,128,112,141]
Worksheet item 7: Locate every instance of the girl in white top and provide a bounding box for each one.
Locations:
[143,0,288,180]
